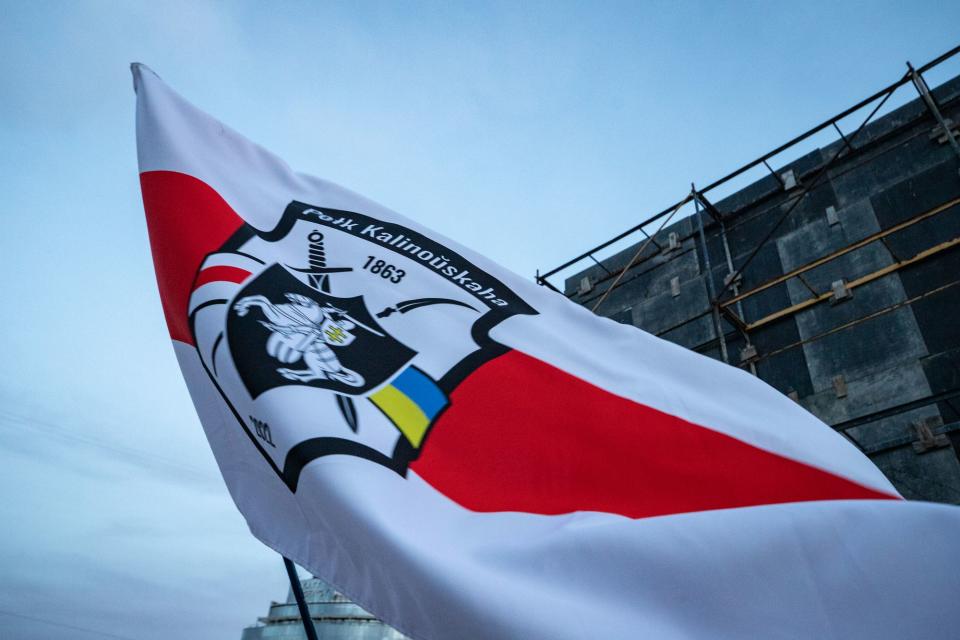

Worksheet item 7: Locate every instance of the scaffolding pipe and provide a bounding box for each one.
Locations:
[720,195,960,308]
[909,61,960,164]
[537,42,960,286]
[590,194,692,313]
[754,279,960,365]
[692,186,729,363]
[744,234,960,331]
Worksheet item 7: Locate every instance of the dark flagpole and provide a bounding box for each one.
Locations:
[283,556,319,640]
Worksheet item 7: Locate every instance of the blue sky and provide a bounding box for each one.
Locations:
[1,1,959,638]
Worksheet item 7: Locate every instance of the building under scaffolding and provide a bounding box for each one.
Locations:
[539,51,960,503]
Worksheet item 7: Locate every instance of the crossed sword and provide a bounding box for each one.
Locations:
[290,230,475,434]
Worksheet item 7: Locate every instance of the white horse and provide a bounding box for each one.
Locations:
[233,293,365,387]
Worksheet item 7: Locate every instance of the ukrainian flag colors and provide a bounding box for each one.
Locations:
[369,367,448,447]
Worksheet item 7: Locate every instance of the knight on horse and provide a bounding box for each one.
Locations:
[233,293,379,387]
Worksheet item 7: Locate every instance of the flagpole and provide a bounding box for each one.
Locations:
[282,556,320,640]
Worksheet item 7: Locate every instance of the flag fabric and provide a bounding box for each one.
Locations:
[133,64,959,639]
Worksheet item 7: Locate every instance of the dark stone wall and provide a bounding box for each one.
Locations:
[564,75,960,503]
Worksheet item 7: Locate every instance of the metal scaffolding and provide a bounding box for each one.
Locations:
[536,43,960,295]
[535,43,960,501]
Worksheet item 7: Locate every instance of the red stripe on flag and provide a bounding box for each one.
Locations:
[412,350,897,519]
[193,265,252,290]
[140,171,244,345]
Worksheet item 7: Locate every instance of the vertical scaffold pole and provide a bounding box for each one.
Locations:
[283,556,320,640]
[692,184,729,363]
[907,61,960,171]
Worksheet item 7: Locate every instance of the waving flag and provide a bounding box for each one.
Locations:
[133,64,959,639]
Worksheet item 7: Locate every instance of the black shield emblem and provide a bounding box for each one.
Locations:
[227,264,416,398]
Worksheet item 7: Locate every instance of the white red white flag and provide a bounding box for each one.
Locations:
[133,64,960,639]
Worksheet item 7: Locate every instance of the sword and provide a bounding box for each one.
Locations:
[293,232,386,338]
[289,230,352,291]
[294,229,361,433]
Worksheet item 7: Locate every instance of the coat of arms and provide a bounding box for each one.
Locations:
[187,202,536,490]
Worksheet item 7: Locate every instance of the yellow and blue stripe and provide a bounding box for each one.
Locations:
[369,367,448,448]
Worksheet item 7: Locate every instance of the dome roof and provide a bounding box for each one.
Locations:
[241,577,408,639]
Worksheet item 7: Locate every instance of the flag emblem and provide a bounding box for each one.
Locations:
[187,201,536,489]
[228,266,416,397]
